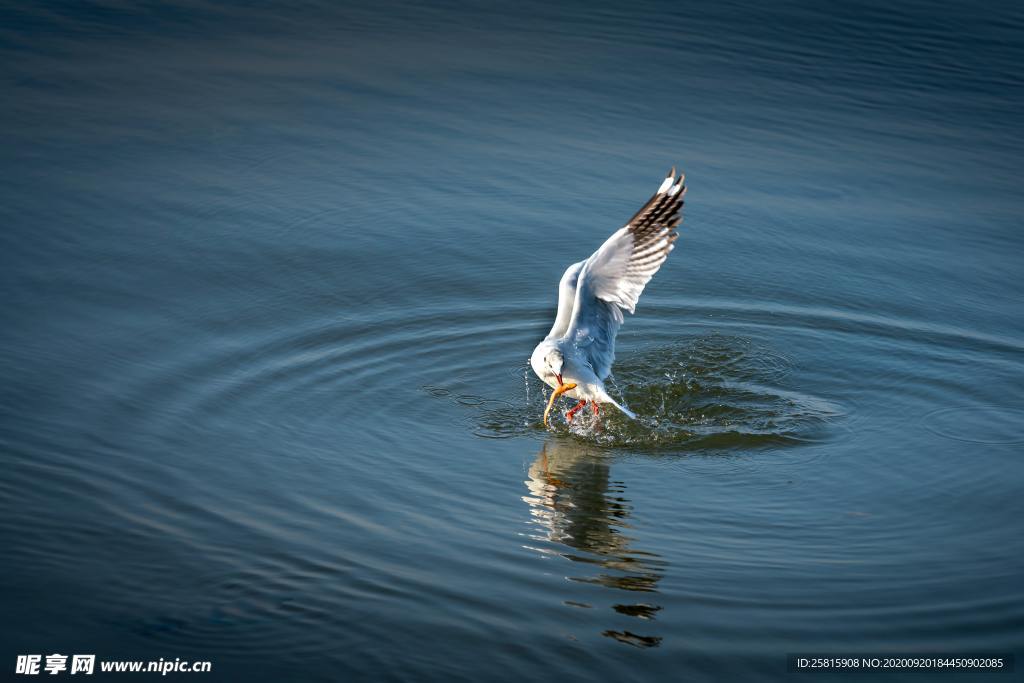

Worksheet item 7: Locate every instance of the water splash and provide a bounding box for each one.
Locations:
[435,335,843,450]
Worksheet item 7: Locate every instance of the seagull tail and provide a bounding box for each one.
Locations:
[608,398,637,420]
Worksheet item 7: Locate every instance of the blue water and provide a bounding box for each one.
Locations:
[2,1,1023,680]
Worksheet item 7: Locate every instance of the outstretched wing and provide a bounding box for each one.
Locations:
[566,167,685,378]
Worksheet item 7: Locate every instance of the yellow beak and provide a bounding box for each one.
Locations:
[543,382,577,426]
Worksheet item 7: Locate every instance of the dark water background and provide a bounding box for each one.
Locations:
[2,1,1023,680]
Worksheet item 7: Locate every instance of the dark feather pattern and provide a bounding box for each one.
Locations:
[623,167,685,276]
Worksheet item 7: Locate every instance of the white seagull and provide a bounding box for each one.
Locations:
[530,167,686,425]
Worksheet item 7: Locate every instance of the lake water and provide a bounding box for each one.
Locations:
[2,1,1023,680]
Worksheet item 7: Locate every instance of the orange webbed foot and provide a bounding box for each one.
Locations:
[565,400,587,422]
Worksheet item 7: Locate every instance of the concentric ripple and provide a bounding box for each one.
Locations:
[920,405,1024,446]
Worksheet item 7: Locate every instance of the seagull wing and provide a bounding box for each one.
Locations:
[565,167,685,378]
[544,261,586,340]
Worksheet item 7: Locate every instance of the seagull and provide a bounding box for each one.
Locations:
[530,167,686,426]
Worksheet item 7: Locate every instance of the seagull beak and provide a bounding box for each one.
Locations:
[543,381,577,427]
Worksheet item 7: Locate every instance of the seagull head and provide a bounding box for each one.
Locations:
[541,349,576,426]
[545,349,564,384]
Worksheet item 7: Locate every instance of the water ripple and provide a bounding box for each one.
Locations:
[920,405,1024,445]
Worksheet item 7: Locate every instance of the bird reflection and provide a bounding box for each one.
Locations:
[523,438,666,647]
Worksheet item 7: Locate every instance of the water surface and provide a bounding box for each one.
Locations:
[2,1,1023,680]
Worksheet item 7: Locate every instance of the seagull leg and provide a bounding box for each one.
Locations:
[591,403,600,416]
[565,400,587,422]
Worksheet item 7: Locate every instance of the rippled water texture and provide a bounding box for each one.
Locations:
[2,1,1023,681]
